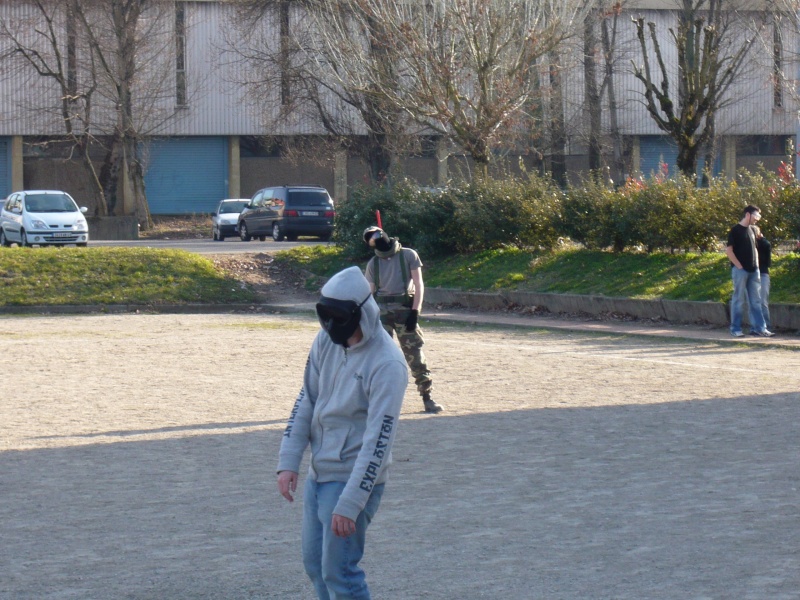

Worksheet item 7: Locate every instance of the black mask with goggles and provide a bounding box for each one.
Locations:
[364,228,393,252]
[316,294,371,347]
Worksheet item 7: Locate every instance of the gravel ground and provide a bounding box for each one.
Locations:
[1,312,799,599]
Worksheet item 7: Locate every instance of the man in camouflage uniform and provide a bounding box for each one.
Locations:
[363,226,444,414]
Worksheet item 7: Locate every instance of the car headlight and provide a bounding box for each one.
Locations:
[30,219,49,229]
[76,219,88,231]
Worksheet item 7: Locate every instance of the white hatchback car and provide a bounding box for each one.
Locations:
[0,190,90,247]
[211,198,249,241]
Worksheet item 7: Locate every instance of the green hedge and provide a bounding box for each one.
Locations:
[333,169,800,257]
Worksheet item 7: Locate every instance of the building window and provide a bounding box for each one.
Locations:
[176,2,187,107]
[737,135,790,156]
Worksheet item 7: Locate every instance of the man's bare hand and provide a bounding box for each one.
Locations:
[332,514,356,538]
[277,470,298,502]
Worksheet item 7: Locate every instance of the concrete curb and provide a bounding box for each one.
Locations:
[425,288,800,331]
[0,303,292,316]
[2,290,799,333]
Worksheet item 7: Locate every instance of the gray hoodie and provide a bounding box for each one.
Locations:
[277,266,408,521]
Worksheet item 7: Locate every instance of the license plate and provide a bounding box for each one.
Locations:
[301,211,319,216]
[53,232,72,238]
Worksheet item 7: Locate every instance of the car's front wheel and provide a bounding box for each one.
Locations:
[272,222,285,242]
[239,222,252,241]
[20,230,30,247]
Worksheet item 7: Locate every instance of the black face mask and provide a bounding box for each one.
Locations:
[374,235,392,252]
[316,294,371,347]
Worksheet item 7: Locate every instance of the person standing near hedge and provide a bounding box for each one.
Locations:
[725,205,774,337]
[752,225,772,331]
[362,226,444,414]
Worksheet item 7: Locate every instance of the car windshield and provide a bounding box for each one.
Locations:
[24,193,78,213]
[287,190,330,206]
[219,201,248,214]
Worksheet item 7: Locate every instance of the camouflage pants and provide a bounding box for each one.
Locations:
[379,305,433,396]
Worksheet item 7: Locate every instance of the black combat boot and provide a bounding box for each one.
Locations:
[422,392,444,414]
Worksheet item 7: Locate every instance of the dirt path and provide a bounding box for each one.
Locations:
[1,313,799,599]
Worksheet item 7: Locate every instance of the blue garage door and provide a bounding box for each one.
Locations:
[144,137,228,214]
[640,136,678,179]
[640,135,720,180]
[0,138,10,199]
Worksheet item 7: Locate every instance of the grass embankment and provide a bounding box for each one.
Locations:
[2,244,798,307]
[0,247,257,306]
[275,245,800,304]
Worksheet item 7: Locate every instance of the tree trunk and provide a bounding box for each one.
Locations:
[362,94,394,184]
[548,53,567,187]
[471,137,491,180]
[601,15,625,184]
[676,142,700,179]
[584,14,602,174]
[701,114,716,187]
[367,135,392,185]
[127,138,151,229]
[99,131,123,215]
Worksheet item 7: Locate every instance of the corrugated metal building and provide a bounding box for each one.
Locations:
[0,0,796,213]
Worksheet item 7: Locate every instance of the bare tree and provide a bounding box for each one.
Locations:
[601,3,627,183]
[225,0,410,184]
[631,0,763,180]
[0,0,183,225]
[547,49,568,186]
[756,2,800,144]
[299,2,413,183]
[316,0,586,180]
[583,0,627,183]
[0,1,106,212]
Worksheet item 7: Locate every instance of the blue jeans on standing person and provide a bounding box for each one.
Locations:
[760,272,771,330]
[302,479,385,600]
[730,267,766,334]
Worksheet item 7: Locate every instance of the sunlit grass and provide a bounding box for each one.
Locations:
[0,247,257,306]
[276,245,800,304]
[4,243,798,307]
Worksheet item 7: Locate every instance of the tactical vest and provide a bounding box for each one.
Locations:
[373,251,413,306]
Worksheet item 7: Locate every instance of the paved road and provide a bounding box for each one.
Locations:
[90,237,329,254]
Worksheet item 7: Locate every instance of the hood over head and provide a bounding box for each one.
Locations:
[318,266,381,347]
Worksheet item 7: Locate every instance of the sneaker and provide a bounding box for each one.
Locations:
[422,395,444,414]
[751,329,776,337]
[731,331,745,338]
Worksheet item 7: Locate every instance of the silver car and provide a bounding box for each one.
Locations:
[211,198,249,241]
[0,190,89,247]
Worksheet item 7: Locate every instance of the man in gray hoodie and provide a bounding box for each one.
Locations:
[277,266,408,600]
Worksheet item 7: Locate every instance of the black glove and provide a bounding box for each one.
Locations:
[405,309,419,332]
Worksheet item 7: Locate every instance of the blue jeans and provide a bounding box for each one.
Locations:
[302,479,385,600]
[760,273,771,330]
[730,267,766,334]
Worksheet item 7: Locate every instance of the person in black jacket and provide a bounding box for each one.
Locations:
[725,205,773,337]
[752,225,772,331]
